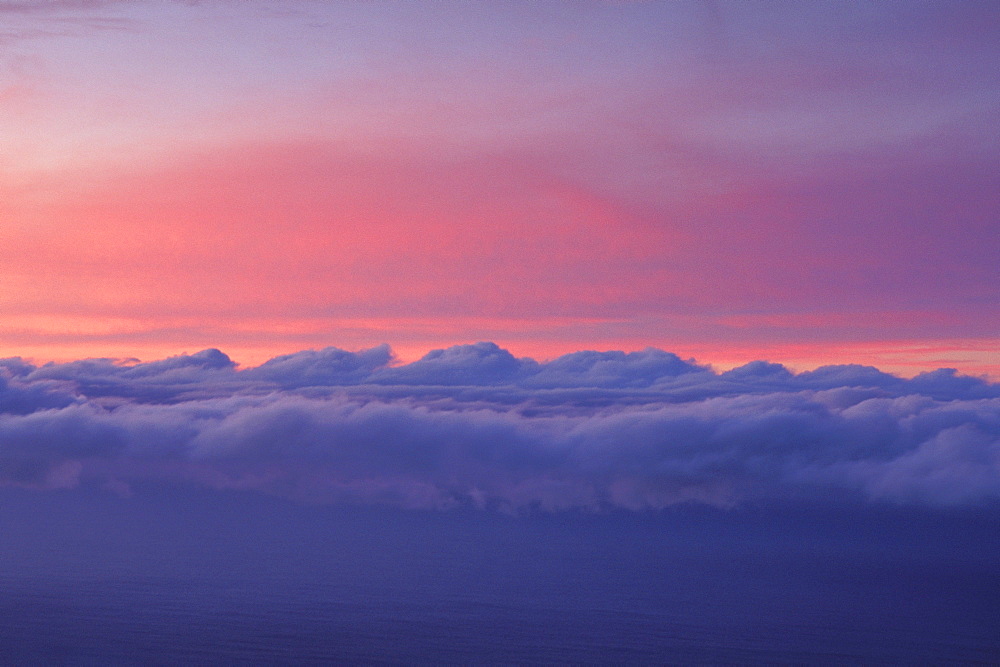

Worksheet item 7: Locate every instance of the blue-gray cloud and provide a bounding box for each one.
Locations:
[0,343,997,510]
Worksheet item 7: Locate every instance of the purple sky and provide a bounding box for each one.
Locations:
[0,0,997,376]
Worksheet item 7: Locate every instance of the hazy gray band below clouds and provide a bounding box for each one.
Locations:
[0,343,998,511]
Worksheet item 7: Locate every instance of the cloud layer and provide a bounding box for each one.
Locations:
[1,343,998,511]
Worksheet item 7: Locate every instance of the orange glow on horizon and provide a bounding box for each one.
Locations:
[2,327,996,381]
[1,3,995,386]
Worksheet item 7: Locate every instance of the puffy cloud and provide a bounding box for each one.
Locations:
[369,342,538,387]
[0,361,76,415]
[0,343,997,510]
[525,348,705,389]
[794,364,902,390]
[244,344,392,387]
[23,349,239,403]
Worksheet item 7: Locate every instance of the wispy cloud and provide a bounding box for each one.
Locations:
[0,1,114,12]
[0,1,135,46]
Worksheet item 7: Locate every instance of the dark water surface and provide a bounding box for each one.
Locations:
[1,488,998,664]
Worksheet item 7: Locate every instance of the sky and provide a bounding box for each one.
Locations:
[0,0,996,376]
[1,4,1000,660]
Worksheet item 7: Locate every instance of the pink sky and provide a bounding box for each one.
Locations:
[0,1,997,377]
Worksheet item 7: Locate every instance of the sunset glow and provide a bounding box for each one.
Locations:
[1,1,995,376]
[2,3,1000,662]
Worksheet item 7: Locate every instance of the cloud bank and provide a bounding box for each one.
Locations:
[1,343,998,511]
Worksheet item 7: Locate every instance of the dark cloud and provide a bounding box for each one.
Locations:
[0,343,997,510]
